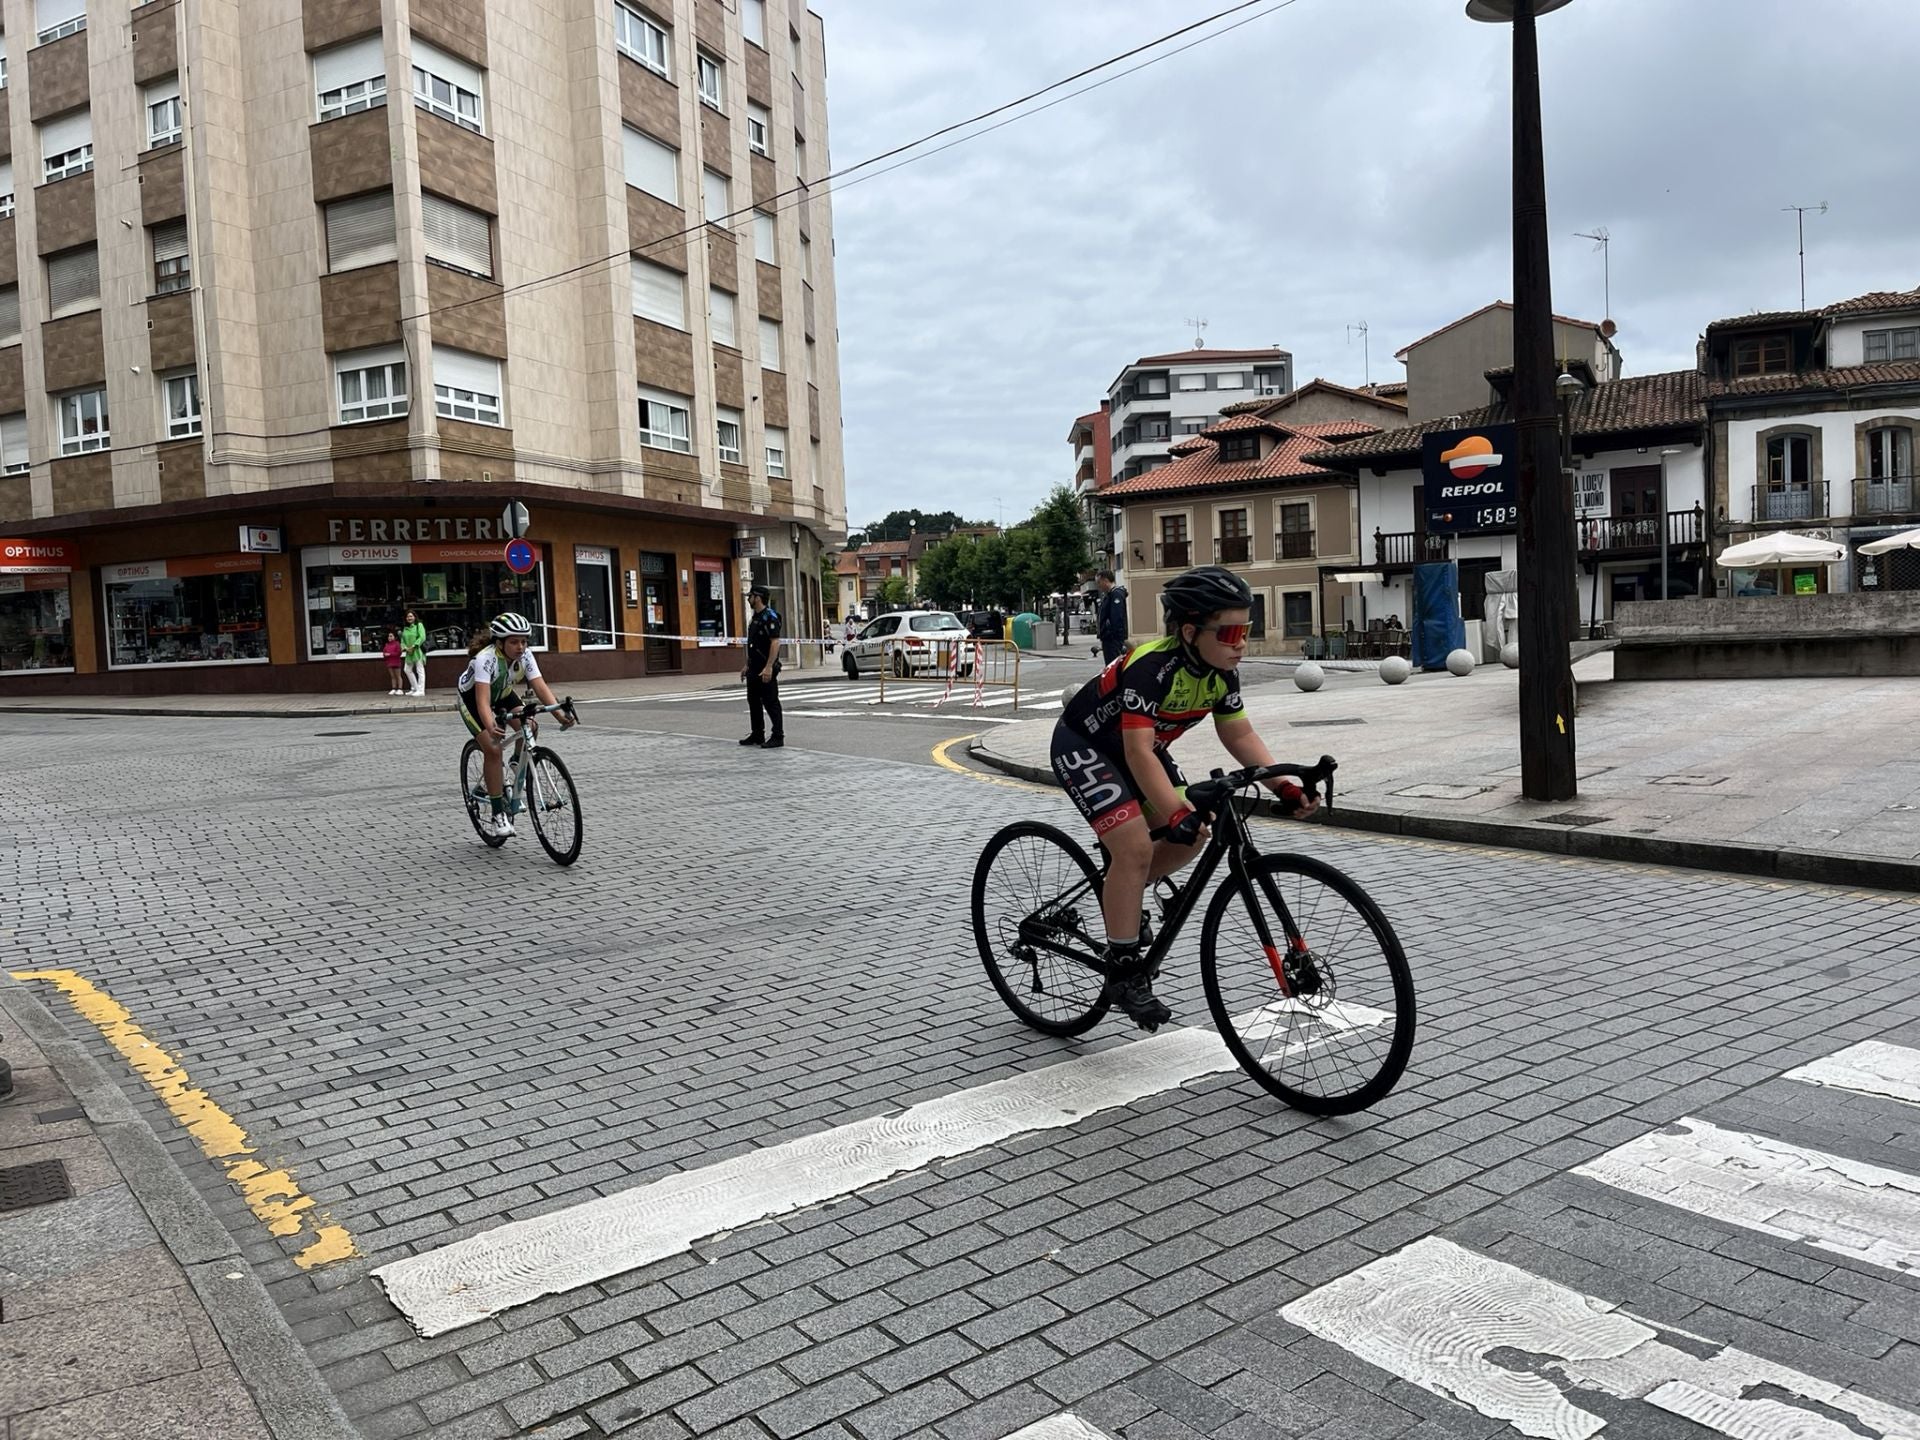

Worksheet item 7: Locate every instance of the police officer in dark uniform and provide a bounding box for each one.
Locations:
[740,583,785,749]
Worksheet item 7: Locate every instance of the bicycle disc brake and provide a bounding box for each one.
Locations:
[1283,945,1328,1000]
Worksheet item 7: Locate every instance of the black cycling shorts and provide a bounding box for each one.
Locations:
[1049,721,1185,840]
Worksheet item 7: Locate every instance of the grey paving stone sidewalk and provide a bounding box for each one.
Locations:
[0,977,357,1440]
[977,653,1920,886]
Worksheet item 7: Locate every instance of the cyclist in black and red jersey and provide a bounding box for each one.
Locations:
[1053,565,1319,1030]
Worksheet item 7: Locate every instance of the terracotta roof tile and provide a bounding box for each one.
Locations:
[1704,307,1819,333]
[1101,419,1379,499]
[1714,361,1920,396]
[1130,346,1291,366]
[1821,288,1920,317]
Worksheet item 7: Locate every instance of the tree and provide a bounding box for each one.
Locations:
[916,538,967,610]
[856,509,986,543]
[1028,486,1095,599]
[820,551,840,617]
[874,576,913,611]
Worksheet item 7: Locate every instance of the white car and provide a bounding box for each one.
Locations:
[842,610,976,677]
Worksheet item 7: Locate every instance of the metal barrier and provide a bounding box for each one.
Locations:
[877,636,1022,709]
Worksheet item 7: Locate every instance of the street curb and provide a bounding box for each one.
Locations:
[0,973,363,1440]
[965,740,1920,894]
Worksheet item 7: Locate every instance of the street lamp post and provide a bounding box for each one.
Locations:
[1468,0,1578,802]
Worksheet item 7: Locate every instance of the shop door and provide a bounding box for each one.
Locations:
[640,553,679,672]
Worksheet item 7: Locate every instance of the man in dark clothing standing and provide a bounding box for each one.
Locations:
[741,584,784,749]
[1093,569,1130,665]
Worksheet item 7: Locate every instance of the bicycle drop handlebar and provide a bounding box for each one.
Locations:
[1184,755,1337,818]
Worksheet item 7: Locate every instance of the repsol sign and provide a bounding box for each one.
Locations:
[1422,424,1519,537]
[326,516,506,543]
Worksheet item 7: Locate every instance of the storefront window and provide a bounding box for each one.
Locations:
[575,546,615,648]
[694,557,730,645]
[0,575,73,671]
[103,558,268,667]
[300,544,547,657]
[748,556,790,648]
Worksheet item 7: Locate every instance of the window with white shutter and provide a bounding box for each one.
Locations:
[709,288,736,348]
[615,2,669,78]
[145,75,182,148]
[432,346,503,426]
[46,246,99,318]
[765,425,787,479]
[753,211,776,264]
[151,219,190,294]
[314,35,386,121]
[630,258,685,328]
[759,317,781,371]
[411,37,484,133]
[637,385,691,453]
[0,412,27,475]
[35,0,85,44]
[747,102,770,157]
[421,193,492,277]
[324,192,397,272]
[334,345,409,423]
[742,0,766,47]
[39,110,92,183]
[0,161,13,219]
[702,169,730,224]
[622,126,678,204]
[716,406,742,464]
[0,287,18,345]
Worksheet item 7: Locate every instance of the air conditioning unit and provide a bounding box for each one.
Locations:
[1256,386,1283,396]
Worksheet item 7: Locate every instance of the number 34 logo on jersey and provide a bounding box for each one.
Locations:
[1054,746,1126,812]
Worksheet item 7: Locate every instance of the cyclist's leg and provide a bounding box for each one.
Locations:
[460,689,506,799]
[1049,730,1148,942]
[1140,751,1206,883]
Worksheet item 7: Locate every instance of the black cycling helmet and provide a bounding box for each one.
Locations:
[1160,565,1254,626]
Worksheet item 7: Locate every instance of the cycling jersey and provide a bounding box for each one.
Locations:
[1058,634,1244,757]
[458,644,542,705]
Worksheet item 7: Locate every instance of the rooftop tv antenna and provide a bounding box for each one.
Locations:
[1346,321,1370,388]
[1573,226,1610,322]
[1185,317,1208,348]
[1782,202,1827,308]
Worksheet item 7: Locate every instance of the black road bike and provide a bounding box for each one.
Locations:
[460,697,583,866]
[971,756,1414,1114]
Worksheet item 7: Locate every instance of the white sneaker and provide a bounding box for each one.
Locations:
[483,813,513,838]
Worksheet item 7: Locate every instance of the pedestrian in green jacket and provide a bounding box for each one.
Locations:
[401,611,428,696]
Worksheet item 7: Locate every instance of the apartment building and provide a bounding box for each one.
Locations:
[0,0,845,692]
[1105,345,1292,482]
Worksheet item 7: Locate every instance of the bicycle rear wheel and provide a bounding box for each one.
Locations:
[1200,854,1413,1114]
[972,822,1110,1036]
[525,749,582,866]
[460,741,508,848]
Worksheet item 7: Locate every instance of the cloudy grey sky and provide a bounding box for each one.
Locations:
[807,0,1918,532]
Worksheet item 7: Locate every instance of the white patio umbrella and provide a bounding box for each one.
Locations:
[1714,531,1846,568]
[1857,527,1920,556]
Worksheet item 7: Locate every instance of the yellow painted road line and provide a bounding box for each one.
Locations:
[10,967,356,1269]
[931,733,1046,790]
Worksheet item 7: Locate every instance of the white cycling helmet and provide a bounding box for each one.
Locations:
[489,612,534,639]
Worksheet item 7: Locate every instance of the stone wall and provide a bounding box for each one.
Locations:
[1615,593,1920,678]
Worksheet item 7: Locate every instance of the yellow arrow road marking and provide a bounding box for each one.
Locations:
[10,968,356,1269]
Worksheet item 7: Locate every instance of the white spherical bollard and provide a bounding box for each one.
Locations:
[1446,648,1477,677]
[1500,641,1520,669]
[1378,655,1412,685]
[1060,684,1080,709]
[1294,661,1325,693]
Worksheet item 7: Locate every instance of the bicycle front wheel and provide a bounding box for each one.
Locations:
[971,822,1110,1036]
[525,749,582,866]
[1200,854,1414,1114]
[460,741,508,848]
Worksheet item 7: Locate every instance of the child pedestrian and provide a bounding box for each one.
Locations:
[382,630,404,694]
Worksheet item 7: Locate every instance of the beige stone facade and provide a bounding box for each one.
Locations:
[0,0,845,690]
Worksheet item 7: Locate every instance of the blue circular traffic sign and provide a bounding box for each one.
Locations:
[504,538,537,574]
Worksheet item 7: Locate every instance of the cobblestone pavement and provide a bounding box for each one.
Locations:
[3,711,1917,1440]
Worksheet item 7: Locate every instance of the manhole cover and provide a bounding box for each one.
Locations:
[0,1159,73,1213]
[1537,812,1610,828]
[1289,718,1367,727]
[313,730,372,737]
[1393,783,1492,800]
[34,1106,86,1125]
[1652,774,1727,787]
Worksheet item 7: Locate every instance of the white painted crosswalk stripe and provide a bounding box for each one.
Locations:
[373,1000,1387,1336]
[1281,1236,1920,1440]
[1572,1116,1920,1275]
[1785,1040,1920,1107]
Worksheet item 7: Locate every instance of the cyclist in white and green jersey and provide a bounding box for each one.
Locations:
[459,612,573,837]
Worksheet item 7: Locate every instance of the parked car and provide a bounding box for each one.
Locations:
[958,609,1005,640]
[842,611,975,677]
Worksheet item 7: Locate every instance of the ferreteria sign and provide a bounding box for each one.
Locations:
[1422,424,1520,537]
[326,516,511,543]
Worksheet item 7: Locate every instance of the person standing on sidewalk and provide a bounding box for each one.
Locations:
[740,584,785,749]
[1094,569,1130,666]
[382,630,405,694]
[401,609,428,696]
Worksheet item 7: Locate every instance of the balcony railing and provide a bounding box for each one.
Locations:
[1374,530,1450,568]
[1215,535,1251,564]
[1576,509,1705,555]
[1156,540,1191,568]
[1278,530,1315,560]
[1854,474,1917,516]
[1751,481,1828,523]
